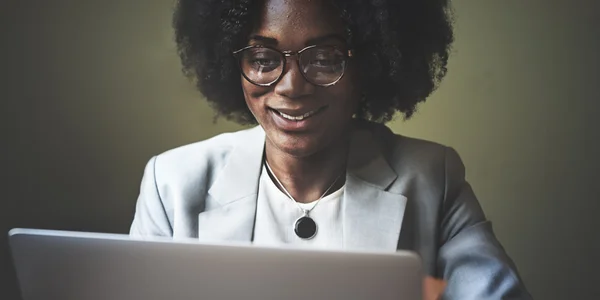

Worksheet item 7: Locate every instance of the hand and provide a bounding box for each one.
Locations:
[423,276,447,300]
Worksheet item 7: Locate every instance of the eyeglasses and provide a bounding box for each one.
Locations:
[232,45,353,87]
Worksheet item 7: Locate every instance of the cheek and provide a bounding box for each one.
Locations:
[329,73,361,115]
[241,80,266,113]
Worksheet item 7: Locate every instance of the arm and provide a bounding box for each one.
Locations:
[129,156,173,237]
[438,147,532,300]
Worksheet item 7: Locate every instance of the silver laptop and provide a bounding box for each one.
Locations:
[8,228,422,300]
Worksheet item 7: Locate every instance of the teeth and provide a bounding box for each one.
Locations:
[278,109,318,121]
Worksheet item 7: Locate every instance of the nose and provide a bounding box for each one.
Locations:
[273,57,315,99]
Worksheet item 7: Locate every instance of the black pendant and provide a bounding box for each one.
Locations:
[294,216,317,239]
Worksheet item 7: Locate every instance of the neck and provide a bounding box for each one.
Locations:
[264,134,351,204]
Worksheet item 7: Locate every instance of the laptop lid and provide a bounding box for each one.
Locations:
[8,228,422,300]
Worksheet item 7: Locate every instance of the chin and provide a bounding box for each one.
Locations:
[269,132,326,158]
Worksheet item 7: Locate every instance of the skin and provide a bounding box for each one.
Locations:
[241,0,361,203]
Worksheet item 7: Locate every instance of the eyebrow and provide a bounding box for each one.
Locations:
[248,35,278,45]
[248,33,347,47]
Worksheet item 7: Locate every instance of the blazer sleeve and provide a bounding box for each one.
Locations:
[438,147,533,300]
[129,156,173,237]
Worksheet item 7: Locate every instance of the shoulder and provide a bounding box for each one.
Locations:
[130,127,262,237]
[365,121,461,176]
[150,126,261,185]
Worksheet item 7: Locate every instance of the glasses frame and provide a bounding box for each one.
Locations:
[232,44,354,87]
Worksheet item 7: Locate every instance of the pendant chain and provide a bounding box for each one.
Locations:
[264,161,341,216]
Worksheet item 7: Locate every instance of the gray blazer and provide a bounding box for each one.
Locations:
[130,121,532,300]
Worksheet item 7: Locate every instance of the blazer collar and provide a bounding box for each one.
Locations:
[199,127,264,243]
[342,123,407,251]
[204,123,407,251]
[207,126,266,206]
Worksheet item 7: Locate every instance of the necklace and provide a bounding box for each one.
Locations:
[264,161,342,240]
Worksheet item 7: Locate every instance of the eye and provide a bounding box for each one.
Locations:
[310,57,341,67]
[244,49,281,72]
[306,48,345,67]
[250,58,280,69]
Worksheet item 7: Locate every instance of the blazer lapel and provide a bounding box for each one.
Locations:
[343,127,408,251]
[198,126,265,243]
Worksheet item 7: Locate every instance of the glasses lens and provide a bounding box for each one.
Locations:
[299,47,346,85]
[239,47,283,85]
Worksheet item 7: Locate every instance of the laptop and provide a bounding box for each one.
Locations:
[8,228,422,300]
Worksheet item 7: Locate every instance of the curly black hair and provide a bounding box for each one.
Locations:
[173,0,454,124]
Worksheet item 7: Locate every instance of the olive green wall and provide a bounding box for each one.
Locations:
[1,1,598,299]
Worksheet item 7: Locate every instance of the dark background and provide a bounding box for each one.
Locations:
[1,0,599,299]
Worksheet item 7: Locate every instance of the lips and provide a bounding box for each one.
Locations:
[268,105,328,131]
[269,106,327,121]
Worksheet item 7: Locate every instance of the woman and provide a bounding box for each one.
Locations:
[130,0,532,299]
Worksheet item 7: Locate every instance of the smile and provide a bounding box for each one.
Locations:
[272,106,326,121]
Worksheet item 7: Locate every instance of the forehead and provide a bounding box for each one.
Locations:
[252,0,345,46]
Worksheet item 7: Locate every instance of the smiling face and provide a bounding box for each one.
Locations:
[240,0,361,158]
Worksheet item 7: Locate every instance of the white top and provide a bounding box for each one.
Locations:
[253,165,345,249]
